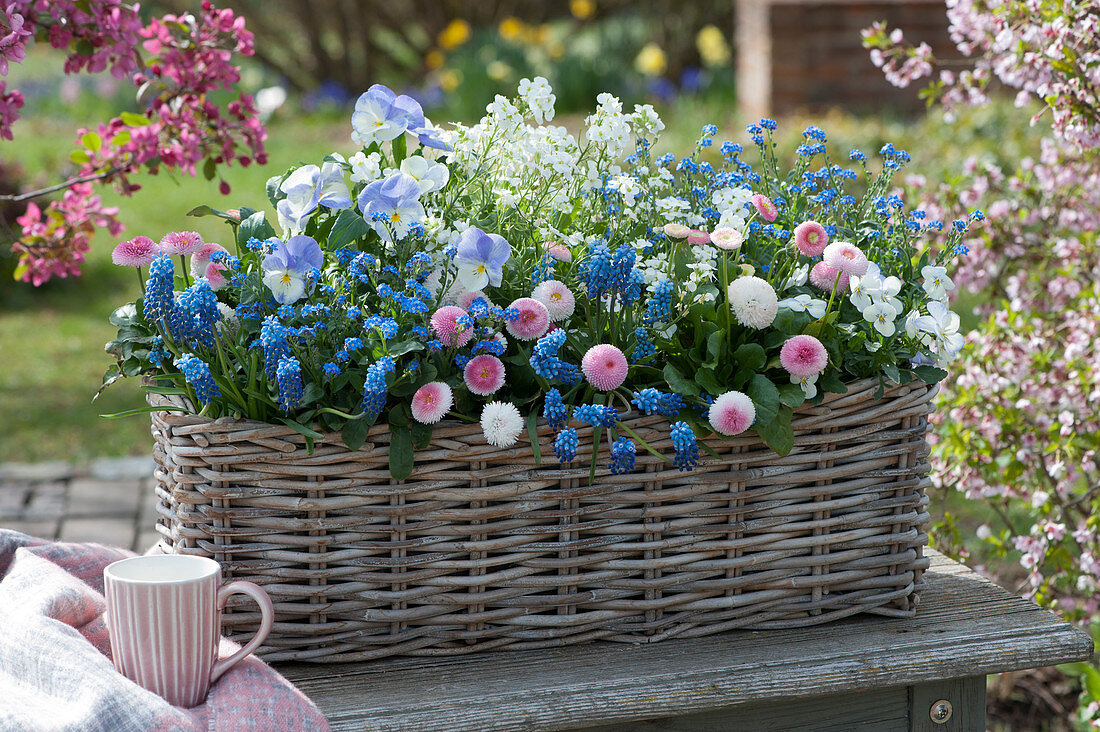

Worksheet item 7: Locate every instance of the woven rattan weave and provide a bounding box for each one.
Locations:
[149,378,935,662]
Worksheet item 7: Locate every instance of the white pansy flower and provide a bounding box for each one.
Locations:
[783,264,809,289]
[400,155,450,194]
[778,293,827,319]
[921,265,955,301]
[915,300,965,362]
[792,373,818,399]
[904,309,922,338]
[863,301,898,336]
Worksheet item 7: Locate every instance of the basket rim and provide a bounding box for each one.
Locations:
[146,375,931,443]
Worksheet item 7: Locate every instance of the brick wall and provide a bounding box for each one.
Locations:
[737,0,959,118]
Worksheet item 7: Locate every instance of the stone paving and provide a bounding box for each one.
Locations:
[0,456,160,553]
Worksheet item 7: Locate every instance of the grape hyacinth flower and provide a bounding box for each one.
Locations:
[609,437,636,474]
[261,235,324,305]
[553,427,578,463]
[573,404,618,427]
[708,391,755,436]
[276,162,352,235]
[259,316,292,380]
[357,173,425,242]
[275,356,304,413]
[411,381,453,424]
[174,354,220,406]
[454,226,512,291]
[144,254,176,323]
[670,421,699,471]
[543,388,569,430]
[480,401,524,447]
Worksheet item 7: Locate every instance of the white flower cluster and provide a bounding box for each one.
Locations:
[712,186,753,231]
[907,265,964,364]
[585,93,631,160]
[849,262,904,336]
[517,76,556,125]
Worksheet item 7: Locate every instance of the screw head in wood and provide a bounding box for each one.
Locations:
[930,699,953,723]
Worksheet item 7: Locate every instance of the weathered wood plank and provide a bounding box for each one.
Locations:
[279,552,1092,732]
[581,687,910,731]
[910,676,985,732]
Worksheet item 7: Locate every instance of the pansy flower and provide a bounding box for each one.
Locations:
[261,235,324,305]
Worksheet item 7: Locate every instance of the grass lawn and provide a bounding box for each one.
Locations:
[0,97,1041,463]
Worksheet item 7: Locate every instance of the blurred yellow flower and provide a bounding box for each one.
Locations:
[634,43,667,77]
[535,24,551,45]
[439,69,461,92]
[425,49,445,70]
[437,19,470,51]
[548,40,565,59]
[696,25,731,67]
[486,60,512,81]
[570,0,595,19]
[498,17,524,42]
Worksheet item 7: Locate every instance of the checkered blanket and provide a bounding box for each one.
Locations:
[0,530,330,731]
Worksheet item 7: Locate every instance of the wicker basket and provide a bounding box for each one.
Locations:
[148,378,935,662]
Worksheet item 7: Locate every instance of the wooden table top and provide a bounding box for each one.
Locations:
[278,551,1093,732]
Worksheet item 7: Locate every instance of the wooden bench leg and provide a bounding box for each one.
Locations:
[910,676,986,732]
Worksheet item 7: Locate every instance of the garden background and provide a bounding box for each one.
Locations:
[1,1,1095,729]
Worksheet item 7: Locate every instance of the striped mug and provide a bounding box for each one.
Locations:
[104,554,274,708]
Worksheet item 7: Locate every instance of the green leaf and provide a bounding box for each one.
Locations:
[913,365,948,384]
[70,150,90,165]
[777,383,806,409]
[882,363,901,384]
[695,367,724,397]
[203,157,217,181]
[237,211,275,250]
[101,405,191,418]
[120,111,150,127]
[527,410,542,467]
[734,343,767,371]
[329,208,372,249]
[385,340,424,357]
[819,373,848,394]
[187,205,234,220]
[663,364,700,397]
[392,133,408,164]
[410,421,434,449]
[389,425,414,481]
[81,132,101,151]
[755,405,793,456]
[109,302,140,327]
[705,330,725,365]
[746,374,780,426]
[278,418,323,440]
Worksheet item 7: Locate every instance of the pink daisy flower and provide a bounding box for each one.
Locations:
[458,290,492,310]
[505,298,550,341]
[111,236,157,267]
[581,344,628,391]
[190,242,229,284]
[780,334,829,378]
[663,223,691,239]
[822,241,869,277]
[708,391,755,436]
[531,280,576,322]
[809,261,849,294]
[464,355,506,396]
[411,382,453,424]
[543,241,572,262]
[203,261,230,290]
[751,194,778,222]
[687,229,711,245]
[710,227,743,251]
[430,305,473,347]
[159,231,205,256]
[793,221,828,257]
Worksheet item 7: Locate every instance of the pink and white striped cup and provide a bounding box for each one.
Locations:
[104,554,274,708]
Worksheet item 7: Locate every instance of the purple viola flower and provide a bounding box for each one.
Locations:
[351,84,425,147]
[357,172,425,242]
[454,227,511,290]
[276,161,352,235]
[262,235,324,305]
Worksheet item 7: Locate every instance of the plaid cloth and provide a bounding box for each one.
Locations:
[0,530,330,731]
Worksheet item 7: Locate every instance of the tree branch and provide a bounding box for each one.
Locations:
[0,166,127,204]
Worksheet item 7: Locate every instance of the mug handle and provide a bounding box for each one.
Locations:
[210,580,275,683]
